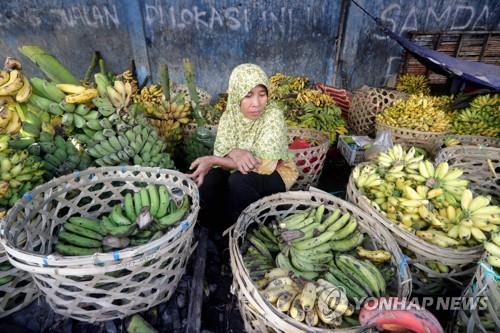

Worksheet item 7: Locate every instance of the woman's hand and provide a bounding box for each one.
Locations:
[188,156,214,186]
[228,149,259,174]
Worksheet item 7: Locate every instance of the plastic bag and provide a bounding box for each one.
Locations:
[364,130,393,161]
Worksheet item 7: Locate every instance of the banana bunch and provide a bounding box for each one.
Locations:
[395,74,430,95]
[376,94,452,132]
[254,268,355,328]
[296,89,335,108]
[55,186,190,256]
[0,68,32,103]
[0,102,22,135]
[451,94,500,138]
[484,233,500,270]
[133,85,163,105]
[201,104,222,126]
[288,103,347,144]
[269,73,310,100]
[33,133,92,179]
[354,145,500,247]
[0,149,44,209]
[145,93,191,124]
[56,83,98,104]
[275,206,360,280]
[86,123,175,169]
[116,69,138,95]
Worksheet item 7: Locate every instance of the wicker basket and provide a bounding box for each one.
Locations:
[0,243,39,318]
[346,169,484,294]
[453,260,500,333]
[435,146,500,203]
[348,86,408,136]
[0,166,199,322]
[229,191,412,333]
[288,128,330,191]
[375,122,447,154]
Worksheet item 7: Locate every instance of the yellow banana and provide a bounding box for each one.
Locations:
[15,75,31,102]
[56,84,86,94]
[460,190,473,210]
[65,88,98,104]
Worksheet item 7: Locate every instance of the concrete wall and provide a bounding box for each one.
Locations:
[0,0,498,96]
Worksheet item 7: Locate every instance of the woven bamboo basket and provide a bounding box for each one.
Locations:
[346,168,484,295]
[229,191,412,333]
[435,146,500,203]
[288,128,330,191]
[454,260,499,333]
[375,122,447,154]
[348,86,408,136]
[0,243,39,318]
[0,166,199,322]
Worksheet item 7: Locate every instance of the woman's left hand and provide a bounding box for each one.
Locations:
[188,156,214,186]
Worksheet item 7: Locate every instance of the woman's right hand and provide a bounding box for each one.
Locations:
[188,156,214,186]
[228,149,259,174]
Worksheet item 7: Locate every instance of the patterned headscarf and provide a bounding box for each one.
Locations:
[213,64,293,161]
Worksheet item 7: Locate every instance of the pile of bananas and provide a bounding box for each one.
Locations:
[376,94,452,132]
[395,74,430,95]
[242,205,394,328]
[296,89,335,108]
[451,94,500,138]
[0,148,44,209]
[55,184,190,256]
[86,123,174,168]
[254,268,358,328]
[133,85,163,105]
[269,73,309,100]
[182,126,215,165]
[288,103,347,144]
[353,145,500,248]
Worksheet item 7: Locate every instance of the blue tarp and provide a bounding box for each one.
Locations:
[379,24,500,91]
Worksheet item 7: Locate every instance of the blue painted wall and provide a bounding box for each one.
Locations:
[0,0,498,96]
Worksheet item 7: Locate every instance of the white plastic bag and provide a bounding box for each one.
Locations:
[364,130,393,161]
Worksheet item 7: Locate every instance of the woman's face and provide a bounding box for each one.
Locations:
[240,85,268,120]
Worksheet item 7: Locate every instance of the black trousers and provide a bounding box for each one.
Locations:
[198,168,286,232]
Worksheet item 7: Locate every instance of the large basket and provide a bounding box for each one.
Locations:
[229,191,412,333]
[435,146,500,203]
[346,169,483,294]
[288,128,330,191]
[375,122,447,154]
[454,261,499,333]
[348,86,408,136]
[0,166,199,322]
[0,244,39,318]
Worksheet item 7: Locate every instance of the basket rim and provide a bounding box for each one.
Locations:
[0,166,199,268]
[346,166,484,260]
[375,121,450,136]
[229,190,412,333]
[287,127,330,152]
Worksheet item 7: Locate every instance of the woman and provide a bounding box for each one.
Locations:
[188,64,298,230]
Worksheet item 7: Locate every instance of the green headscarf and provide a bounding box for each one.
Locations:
[213,64,293,161]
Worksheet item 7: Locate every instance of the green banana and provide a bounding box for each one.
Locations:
[133,191,142,216]
[124,192,137,222]
[292,230,335,250]
[101,216,137,237]
[326,212,351,232]
[331,218,357,240]
[55,243,101,256]
[63,223,103,241]
[336,254,380,297]
[110,204,132,225]
[275,252,318,280]
[147,185,160,217]
[157,196,189,227]
[58,230,102,248]
[156,185,170,218]
[330,231,364,252]
[139,188,150,209]
[328,262,369,299]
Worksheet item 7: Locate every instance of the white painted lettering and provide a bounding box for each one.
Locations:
[400,6,418,34]
[451,5,474,30]
[472,6,489,30]
[425,6,451,28]
[193,6,209,30]
[224,7,241,30]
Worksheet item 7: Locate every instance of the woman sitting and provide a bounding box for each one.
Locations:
[188,64,298,231]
